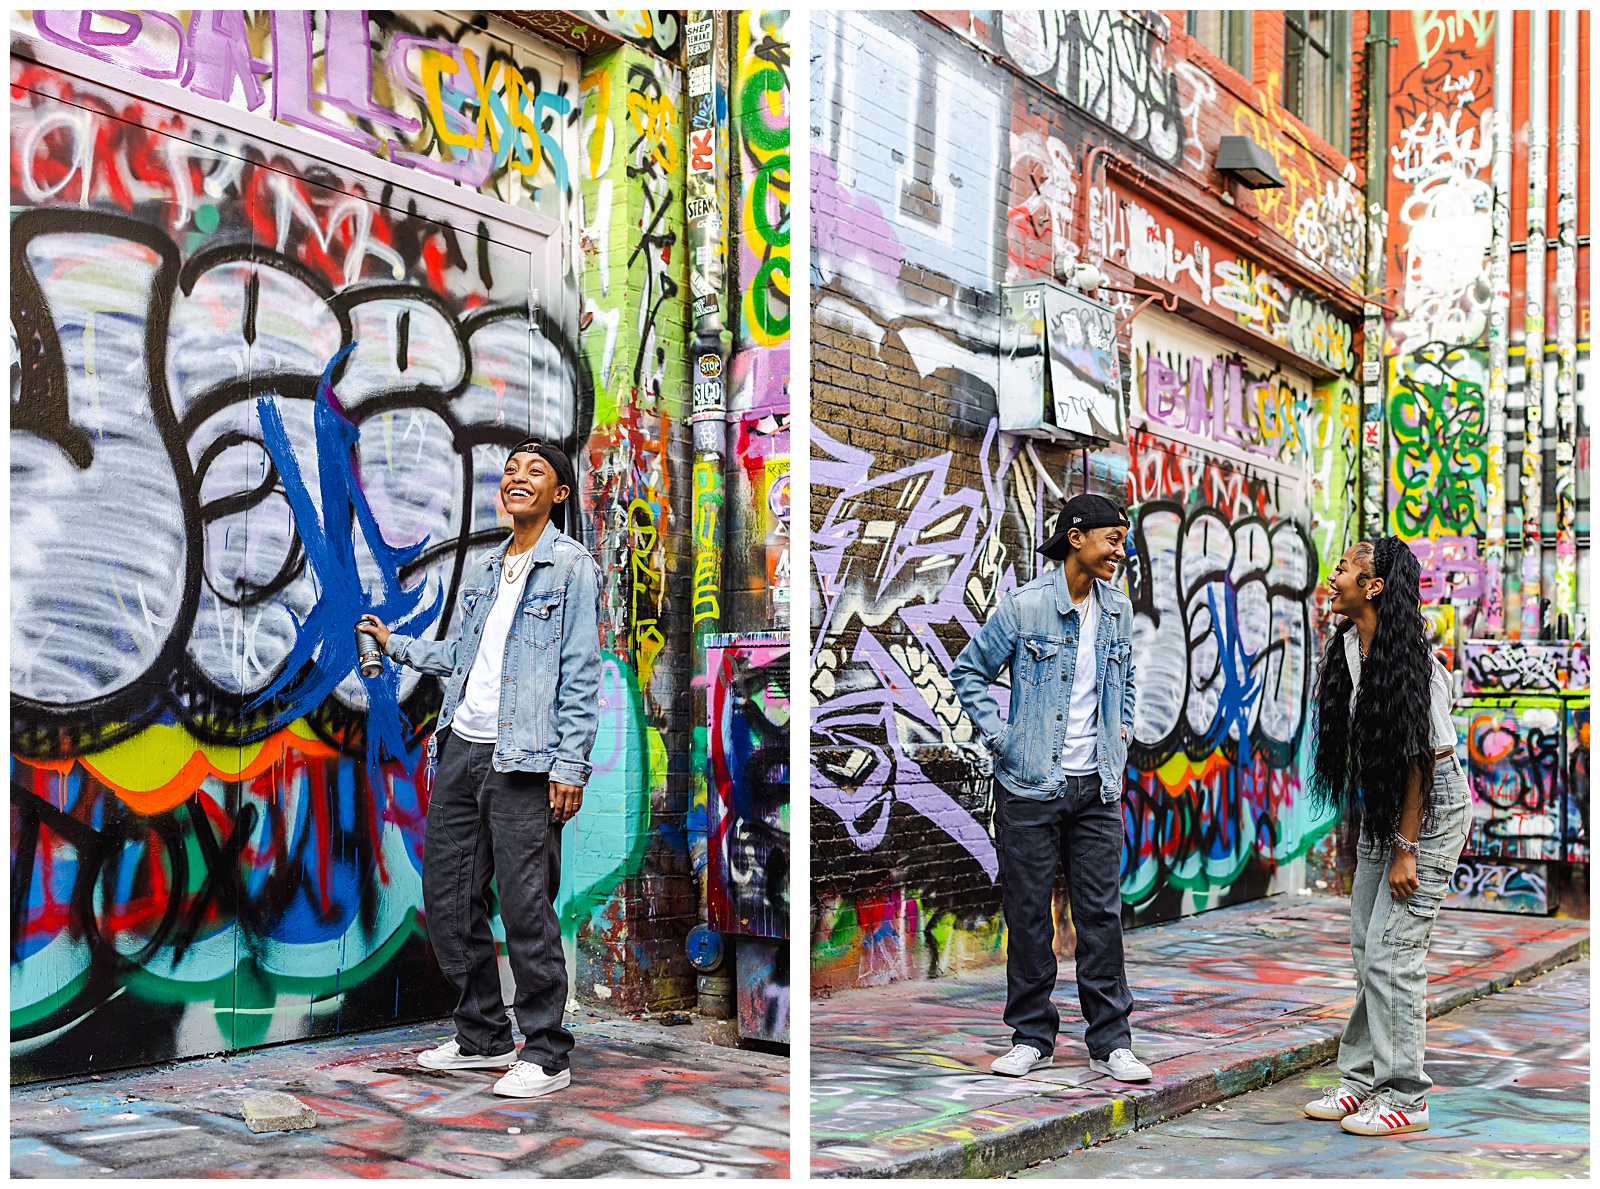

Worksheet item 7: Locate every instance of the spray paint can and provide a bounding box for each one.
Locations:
[356,619,383,678]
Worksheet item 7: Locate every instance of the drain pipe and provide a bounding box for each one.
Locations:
[1360,14,1392,541]
[685,7,734,1018]
[1483,13,1513,634]
[1518,12,1549,640]
[1551,10,1578,635]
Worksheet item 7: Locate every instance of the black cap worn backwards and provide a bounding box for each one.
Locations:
[508,437,577,531]
[1037,493,1130,560]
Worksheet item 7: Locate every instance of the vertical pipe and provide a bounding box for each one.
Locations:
[1483,13,1513,634]
[1519,12,1549,639]
[1552,10,1578,633]
[1361,13,1390,542]
[685,8,732,1013]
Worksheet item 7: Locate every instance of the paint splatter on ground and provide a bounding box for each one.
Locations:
[1015,957,1590,1178]
[810,897,1587,1176]
[12,1015,788,1178]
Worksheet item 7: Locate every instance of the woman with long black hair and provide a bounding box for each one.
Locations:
[1302,536,1469,1137]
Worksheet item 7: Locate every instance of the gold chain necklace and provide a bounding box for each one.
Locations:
[503,546,533,584]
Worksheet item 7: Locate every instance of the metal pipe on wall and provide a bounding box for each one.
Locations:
[1519,11,1549,639]
[1483,13,1513,635]
[1360,13,1390,542]
[1552,10,1579,634]
[684,7,733,1017]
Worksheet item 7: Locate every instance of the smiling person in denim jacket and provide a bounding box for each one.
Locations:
[358,437,600,1100]
[951,493,1151,1085]
[1303,536,1470,1137]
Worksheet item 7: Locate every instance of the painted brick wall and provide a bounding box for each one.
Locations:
[812,8,1361,994]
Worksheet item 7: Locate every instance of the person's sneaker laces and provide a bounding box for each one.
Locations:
[493,1061,571,1098]
[1340,1092,1428,1136]
[416,1039,518,1070]
[990,1044,1053,1077]
[1088,1048,1152,1083]
[1304,1085,1365,1120]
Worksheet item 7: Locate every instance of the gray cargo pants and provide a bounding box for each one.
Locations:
[1337,754,1471,1109]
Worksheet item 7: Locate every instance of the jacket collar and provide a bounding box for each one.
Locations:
[1050,565,1124,618]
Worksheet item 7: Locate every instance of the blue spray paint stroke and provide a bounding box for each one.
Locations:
[249,343,443,789]
[1202,583,1263,768]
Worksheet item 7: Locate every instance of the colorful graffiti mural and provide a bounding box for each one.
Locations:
[1465,639,1591,694]
[811,8,1355,993]
[14,9,578,213]
[1384,14,1496,356]
[1387,343,1489,540]
[706,634,790,1045]
[1443,856,1555,914]
[11,19,698,1078]
[1457,700,1567,862]
[707,636,790,941]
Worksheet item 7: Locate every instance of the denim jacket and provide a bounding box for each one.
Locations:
[384,528,602,786]
[950,567,1136,803]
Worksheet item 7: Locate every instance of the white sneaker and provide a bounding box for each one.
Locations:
[1340,1092,1428,1136]
[991,1044,1053,1077]
[493,1061,571,1098]
[416,1039,517,1070]
[1304,1085,1365,1120]
[1088,1048,1151,1082]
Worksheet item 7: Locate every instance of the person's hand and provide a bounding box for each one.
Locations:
[1121,726,1128,742]
[550,781,583,824]
[1388,848,1419,900]
[357,615,391,650]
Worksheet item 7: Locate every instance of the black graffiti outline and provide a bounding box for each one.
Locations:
[1125,500,1318,773]
[10,198,590,762]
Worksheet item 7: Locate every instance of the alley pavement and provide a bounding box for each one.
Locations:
[1015,957,1590,1178]
[12,1012,789,1178]
[810,895,1587,1178]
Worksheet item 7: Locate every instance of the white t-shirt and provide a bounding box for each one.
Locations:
[1060,586,1100,776]
[1342,629,1456,750]
[451,557,533,743]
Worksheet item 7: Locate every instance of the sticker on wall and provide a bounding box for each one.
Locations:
[690,127,715,173]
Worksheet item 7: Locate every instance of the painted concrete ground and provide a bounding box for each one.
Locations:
[810,895,1588,1177]
[1016,957,1591,1178]
[12,1014,789,1178]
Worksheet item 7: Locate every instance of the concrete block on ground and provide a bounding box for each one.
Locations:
[241,1091,316,1134]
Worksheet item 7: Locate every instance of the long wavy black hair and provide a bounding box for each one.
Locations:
[1309,537,1436,846]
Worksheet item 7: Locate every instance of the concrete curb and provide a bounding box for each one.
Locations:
[814,931,1590,1177]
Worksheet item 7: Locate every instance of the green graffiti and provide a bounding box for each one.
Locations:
[1387,344,1488,540]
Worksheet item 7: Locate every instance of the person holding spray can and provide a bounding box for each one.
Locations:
[357,438,600,1098]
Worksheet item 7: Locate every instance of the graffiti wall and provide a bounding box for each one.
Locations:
[571,33,696,1013]
[1380,13,1495,631]
[812,10,1360,992]
[707,635,791,1044]
[1457,700,1568,862]
[726,10,791,632]
[11,16,698,1079]
[14,9,577,214]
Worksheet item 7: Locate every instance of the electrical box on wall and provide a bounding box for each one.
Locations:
[998,280,1126,445]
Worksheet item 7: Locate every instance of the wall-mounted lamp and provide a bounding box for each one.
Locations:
[1215,136,1285,190]
[1063,263,1104,292]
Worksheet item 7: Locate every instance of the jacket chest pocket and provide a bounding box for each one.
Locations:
[522,591,564,648]
[460,590,491,629]
[1016,636,1061,686]
[1104,639,1130,675]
